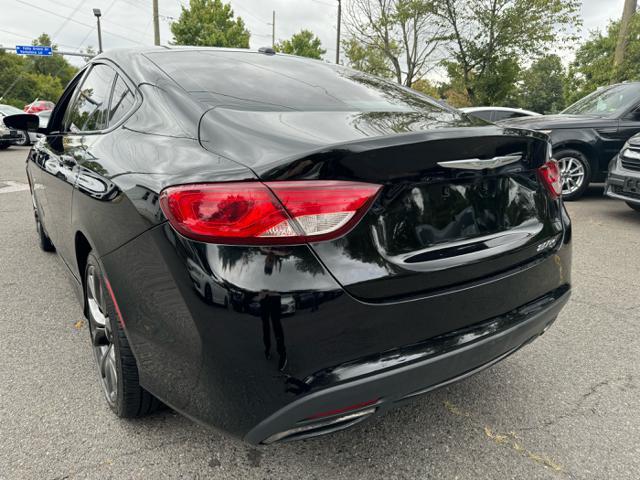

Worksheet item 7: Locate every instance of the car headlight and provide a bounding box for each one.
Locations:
[0,119,8,134]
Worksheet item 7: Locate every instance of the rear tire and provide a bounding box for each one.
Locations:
[0,143,9,150]
[85,253,161,417]
[554,149,591,201]
[627,202,640,212]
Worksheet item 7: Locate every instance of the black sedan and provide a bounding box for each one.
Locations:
[5,47,572,444]
[502,82,640,200]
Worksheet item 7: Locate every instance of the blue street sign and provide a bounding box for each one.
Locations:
[15,45,53,56]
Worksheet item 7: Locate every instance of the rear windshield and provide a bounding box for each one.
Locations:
[562,83,640,116]
[147,50,450,113]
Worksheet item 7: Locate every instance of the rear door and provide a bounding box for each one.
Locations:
[39,63,117,269]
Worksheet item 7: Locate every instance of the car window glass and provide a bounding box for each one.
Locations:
[469,110,492,121]
[66,64,116,132]
[108,75,135,126]
[496,111,525,120]
[149,51,457,115]
[563,83,640,116]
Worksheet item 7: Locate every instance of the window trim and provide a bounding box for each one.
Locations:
[107,73,138,128]
[63,59,141,135]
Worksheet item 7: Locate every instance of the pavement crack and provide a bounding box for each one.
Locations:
[518,375,634,431]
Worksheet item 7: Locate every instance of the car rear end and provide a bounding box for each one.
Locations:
[606,135,640,209]
[103,129,570,445]
[99,50,571,444]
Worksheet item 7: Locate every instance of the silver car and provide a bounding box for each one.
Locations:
[0,104,42,146]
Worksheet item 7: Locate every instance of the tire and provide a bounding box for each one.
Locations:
[0,143,10,150]
[84,253,161,418]
[14,131,30,147]
[627,202,640,212]
[554,149,591,201]
[31,190,55,252]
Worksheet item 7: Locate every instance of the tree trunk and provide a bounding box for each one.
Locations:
[613,0,637,74]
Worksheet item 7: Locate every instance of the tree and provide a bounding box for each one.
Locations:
[275,30,326,59]
[410,78,440,97]
[613,0,637,74]
[345,0,446,87]
[437,0,580,105]
[343,37,393,77]
[567,14,640,104]
[517,55,566,113]
[28,34,77,87]
[171,0,250,48]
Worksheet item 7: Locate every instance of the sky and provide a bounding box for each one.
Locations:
[0,0,628,69]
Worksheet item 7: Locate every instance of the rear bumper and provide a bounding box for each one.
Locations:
[101,218,571,442]
[246,287,570,444]
[605,156,640,205]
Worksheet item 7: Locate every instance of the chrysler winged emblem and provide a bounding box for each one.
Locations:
[437,153,522,170]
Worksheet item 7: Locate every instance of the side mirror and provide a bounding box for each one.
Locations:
[3,113,44,133]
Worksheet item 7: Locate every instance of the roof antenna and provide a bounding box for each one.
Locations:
[258,46,276,55]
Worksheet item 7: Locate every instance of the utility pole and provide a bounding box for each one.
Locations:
[93,8,103,53]
[614,0,637,73]
[152,0,160,46]
[335,0,341,64]
[271,10,276,48]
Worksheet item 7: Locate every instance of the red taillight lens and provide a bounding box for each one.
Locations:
[159,181,381,245]
[538,159,562,199]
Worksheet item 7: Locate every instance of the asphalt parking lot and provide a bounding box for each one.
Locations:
[1,145,639,480]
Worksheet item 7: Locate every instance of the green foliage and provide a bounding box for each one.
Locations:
[171,0,250,48]
[29,34,77,87]
[410,78,440,97]
[343,38,393,78]
[567,14,640,104]
[0,34,78,108]
[438,0,580,105]
[517,54,567,113]
[275,30,326,59]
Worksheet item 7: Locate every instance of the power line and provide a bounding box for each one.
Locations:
[50,0,89,41]
[307,0,335,6]
[12,0,145,45]
[231,0,270,24]
[0,28,81,50]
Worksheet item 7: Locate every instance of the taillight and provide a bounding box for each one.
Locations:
[538,159,562,199]
[159,181,381,245]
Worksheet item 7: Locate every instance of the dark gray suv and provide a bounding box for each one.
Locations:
[606,133,640,212]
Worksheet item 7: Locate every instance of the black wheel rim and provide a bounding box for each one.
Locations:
[86,265,118,407]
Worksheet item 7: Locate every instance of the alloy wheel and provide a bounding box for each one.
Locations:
[558,156,585,196]
[15,131,29,147]
[86,265,118,407]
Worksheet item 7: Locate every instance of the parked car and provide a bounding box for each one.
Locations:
[0,104,39,146]
[605,133,640,212]
[501,82,640,200]
[461,106,539,122]
[4,47,572,445]
[24,99,54,114]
